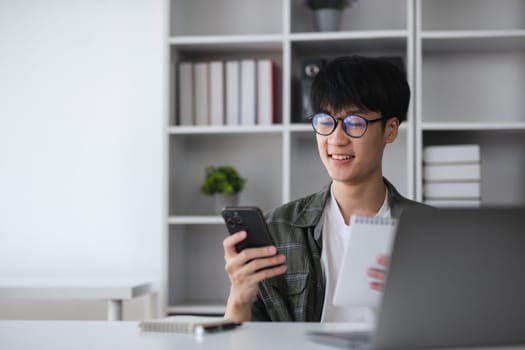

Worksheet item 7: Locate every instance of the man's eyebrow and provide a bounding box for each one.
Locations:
[343,109,366,114]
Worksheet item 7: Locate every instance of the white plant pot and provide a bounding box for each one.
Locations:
[214,193,239,213]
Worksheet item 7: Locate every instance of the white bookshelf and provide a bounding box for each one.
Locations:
[166,0,525,315]
[414,0,525,205]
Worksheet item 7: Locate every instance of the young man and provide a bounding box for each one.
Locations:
[223,56,428,323]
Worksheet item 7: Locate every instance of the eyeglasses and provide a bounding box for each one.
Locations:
[310,112,383,138]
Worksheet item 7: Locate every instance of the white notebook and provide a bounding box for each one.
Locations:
[139,316,238,334]
[333,215,398,308]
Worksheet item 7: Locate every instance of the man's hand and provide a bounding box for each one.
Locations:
[367,254,389,292]
[223,231,287,322]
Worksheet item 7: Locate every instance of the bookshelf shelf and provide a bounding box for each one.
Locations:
[167,216,223,225]
[167,125,284,135]
[169,34,284,45]
[289,30,408,41]
[421,122,525,131]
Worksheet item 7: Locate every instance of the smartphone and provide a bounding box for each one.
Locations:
[221,206,275,252]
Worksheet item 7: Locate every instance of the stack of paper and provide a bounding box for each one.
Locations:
[423,144,481,207]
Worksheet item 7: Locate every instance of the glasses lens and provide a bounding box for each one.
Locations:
[312,113,335,135]
[342,115,367,137]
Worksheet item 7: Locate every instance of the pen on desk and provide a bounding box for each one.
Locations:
[194,321,242,335]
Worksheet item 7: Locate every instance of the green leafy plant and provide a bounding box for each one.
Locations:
[201,165,246,196]
[304,0,355,10]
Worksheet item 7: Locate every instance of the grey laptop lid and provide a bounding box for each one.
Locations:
[308,206,525,349]
[373,206,525,349]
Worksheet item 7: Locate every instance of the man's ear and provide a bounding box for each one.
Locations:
[384,117,400,144]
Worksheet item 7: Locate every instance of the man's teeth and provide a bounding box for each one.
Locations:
[331,155,353,160]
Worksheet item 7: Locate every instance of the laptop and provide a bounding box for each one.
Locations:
[308,206,525,349]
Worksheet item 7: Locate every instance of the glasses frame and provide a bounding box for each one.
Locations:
[309,112,384,138]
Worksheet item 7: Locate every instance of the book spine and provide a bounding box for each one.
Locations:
[225,60,240,126]
[177,62,194,126]
[423,144,480,164]
[240,59,256,126]
[209,61,225,126]
[423,182,481,199]
[256,59,274,125]
[194,62,209,126]
[423,163,481,182]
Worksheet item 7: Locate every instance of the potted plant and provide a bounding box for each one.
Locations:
[201,165,246,212]
[304,0,358,32]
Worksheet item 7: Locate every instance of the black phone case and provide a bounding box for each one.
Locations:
[221,206,275,252]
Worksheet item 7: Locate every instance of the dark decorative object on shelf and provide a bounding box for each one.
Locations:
[304,0,358,32]
[298,58,326,123]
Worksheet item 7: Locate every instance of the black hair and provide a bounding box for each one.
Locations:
[310,55,410,123]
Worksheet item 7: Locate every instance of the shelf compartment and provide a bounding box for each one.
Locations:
[422,130,525,206]
[169,133,283,216]
[291,0,408,33]
[421,49,525,124]
[290,39,408,124]
[170,0,283,36]
[168,224,229,311]
[420,0,525,31]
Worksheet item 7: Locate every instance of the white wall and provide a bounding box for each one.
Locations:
[0,0,166,319]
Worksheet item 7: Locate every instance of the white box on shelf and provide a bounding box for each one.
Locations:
[423,163,481,182]
[424,182,481,199]
[256,59,277,125]
[209,61,225,126]
[225,60,240,126]
[194,62,209,126]
[177,62,194,126]
[240,59,257,126]
[423,144,480,164]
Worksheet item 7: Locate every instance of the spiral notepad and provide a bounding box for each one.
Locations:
[139,316,234,333]
[333,215,398,308]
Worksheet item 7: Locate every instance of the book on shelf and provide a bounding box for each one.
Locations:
[177,62,194,126]
[423,144,480,164]
[240,59,257,126]
[225,60,240,126]
[139,315,241,334]
[209,61,225,126]
[194,62,209,126]
[424,199,481,208]
[424,182,481,199]
[256,59,278,125]
[423,163,481,182]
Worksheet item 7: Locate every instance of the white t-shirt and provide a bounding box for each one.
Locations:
[320,185,391,323]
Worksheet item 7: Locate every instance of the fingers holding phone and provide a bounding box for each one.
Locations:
[222,207,287,319]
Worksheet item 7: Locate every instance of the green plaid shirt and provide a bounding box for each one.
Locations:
[252,178,428,322]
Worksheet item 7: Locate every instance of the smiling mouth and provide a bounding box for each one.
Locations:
[330,154,355,160]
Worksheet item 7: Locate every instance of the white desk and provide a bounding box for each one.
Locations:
[0,321,523,350]
[0,279,153,321]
